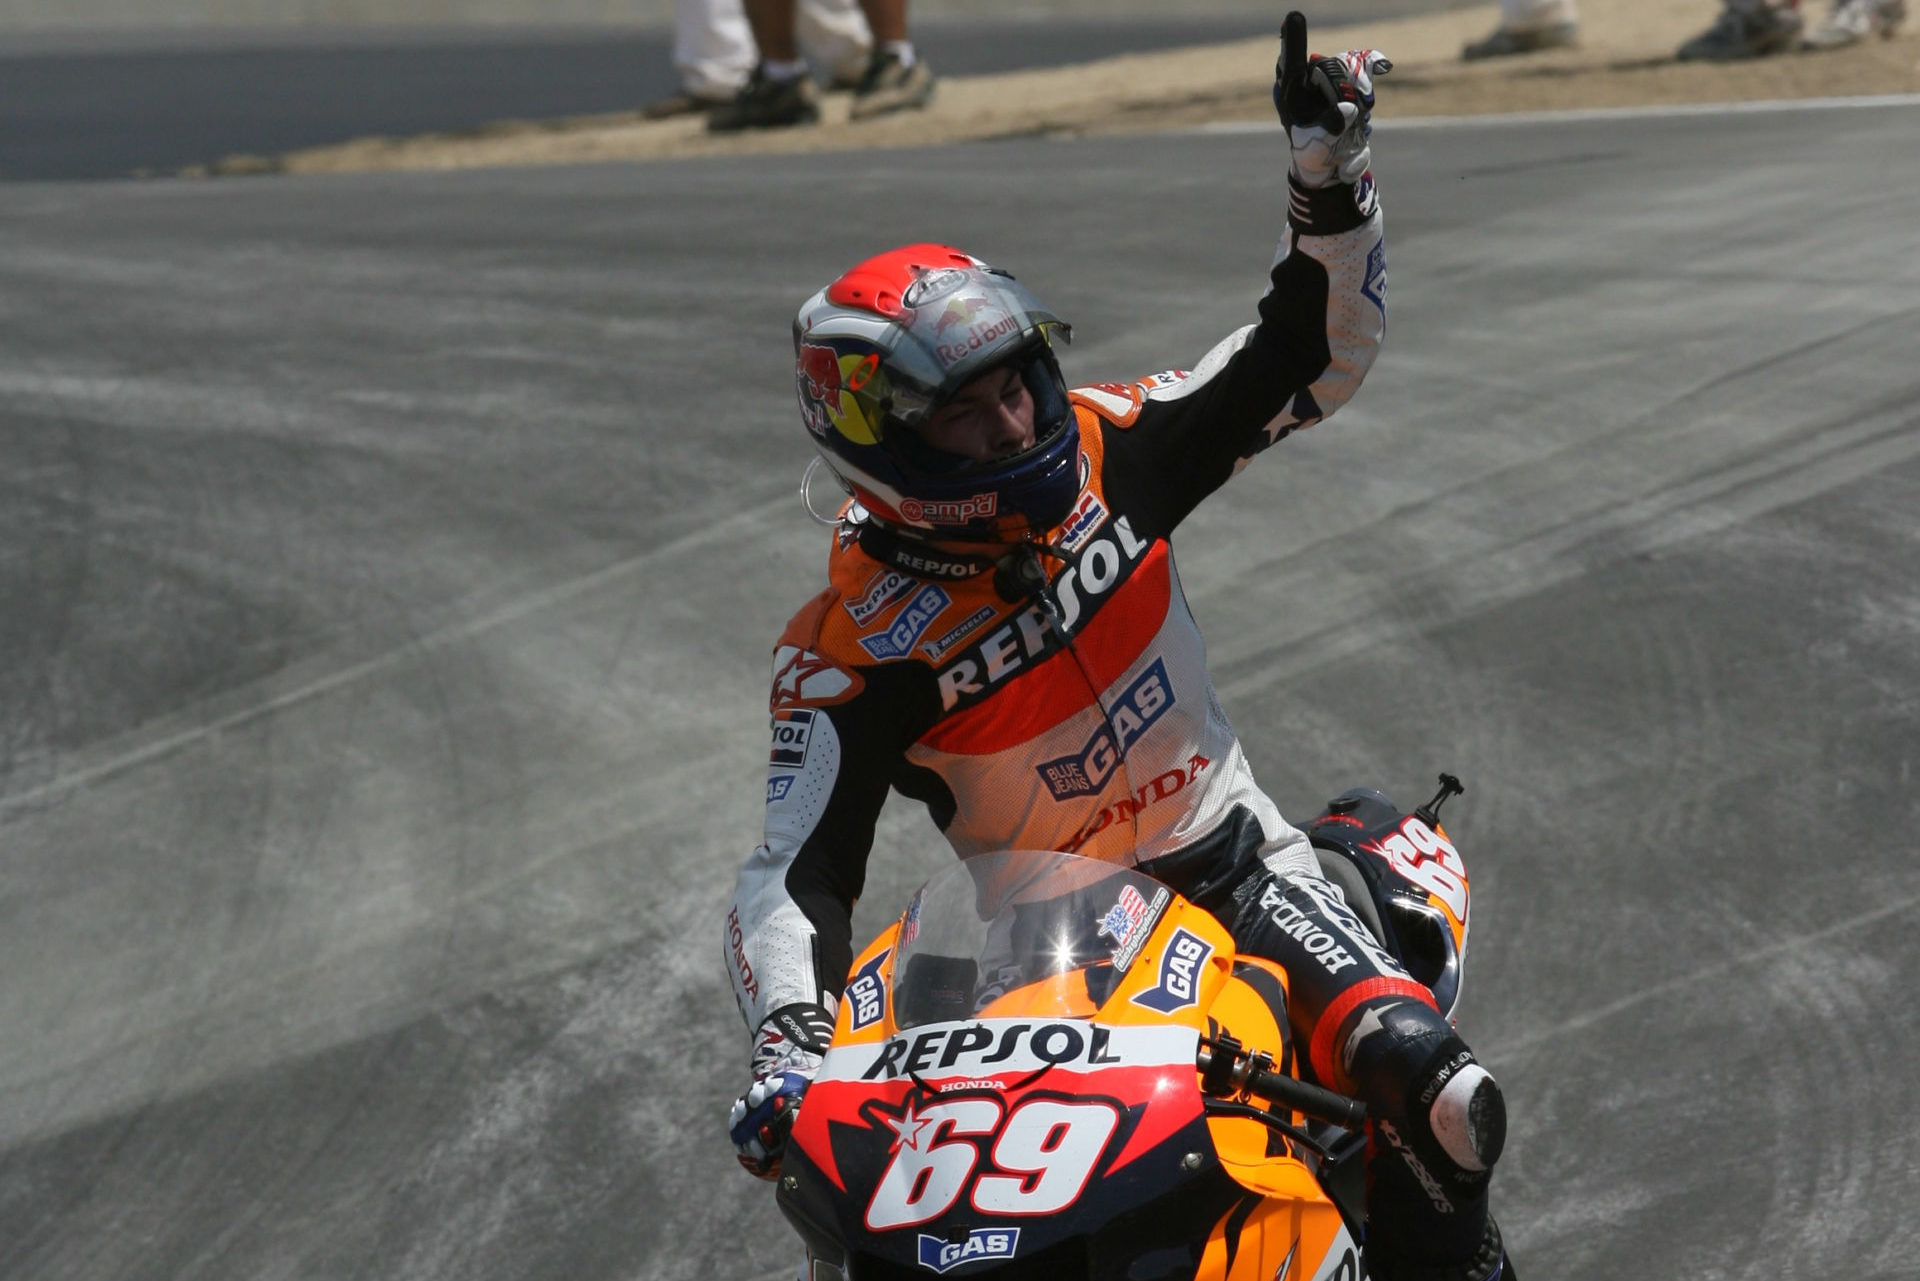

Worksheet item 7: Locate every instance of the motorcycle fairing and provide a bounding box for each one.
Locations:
[786,853,1373,1280]
[1307,788,1472,1020]
[784,1019,1231,1278]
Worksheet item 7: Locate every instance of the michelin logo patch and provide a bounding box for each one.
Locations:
[860,585,951,661]
[770,708,815,768]
[1037,659,1174,800]
[846,948,890,1032]
[1131,928,1214,1013]
[922,604,996,662]
[918,1227,1019,1273]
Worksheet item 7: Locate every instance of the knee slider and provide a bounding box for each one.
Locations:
[1344,1002,1505,1181]
[1418,1041,1506,1177]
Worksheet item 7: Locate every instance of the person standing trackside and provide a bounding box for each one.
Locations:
[647,0,872,119]
[709,0,935,131]
[1675,0,1906,57]
[1462,0,1580,59]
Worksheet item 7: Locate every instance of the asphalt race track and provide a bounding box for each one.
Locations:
[2,100,1918,1280]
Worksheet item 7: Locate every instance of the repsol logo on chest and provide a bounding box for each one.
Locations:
[935,515,1155,712]
[861,1021,1124,1081]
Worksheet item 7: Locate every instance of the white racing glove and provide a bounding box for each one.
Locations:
[727,1001,834,1180]
[1274,10,1393,190]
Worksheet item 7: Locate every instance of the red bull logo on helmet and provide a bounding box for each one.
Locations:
[797,341,880,444]
[798,341,843,413]
[933,296,985,334]
[934,312,1022,366]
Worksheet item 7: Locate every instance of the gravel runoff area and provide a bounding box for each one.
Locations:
[198,0,1920,176]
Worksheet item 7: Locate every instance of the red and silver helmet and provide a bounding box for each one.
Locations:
[793,244,1080,542]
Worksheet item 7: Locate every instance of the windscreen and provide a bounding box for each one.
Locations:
[887,850,1175,1030]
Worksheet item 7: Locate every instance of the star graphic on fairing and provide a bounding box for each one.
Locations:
[884,1103,938,1154]
[771,651,834,708]
[1342,1002,1401,1076]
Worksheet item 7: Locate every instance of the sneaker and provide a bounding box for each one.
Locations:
[827,52,873,92]
[848,49,936,121]
[1462,20,1579,60]
[643,90,728,120]
[707,69,820,133]
[1676,4,1805,59]
[1804,0,1907,47]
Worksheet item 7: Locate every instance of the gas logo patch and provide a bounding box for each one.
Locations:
[770,708,815,768]
[917,1227,1019,1274]
[846,948,891,1032]
[1131,928,1214,1013]
[860,585,951,661]
[1036,659,1174,800]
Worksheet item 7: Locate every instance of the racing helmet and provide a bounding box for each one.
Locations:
[792,244,1080,541]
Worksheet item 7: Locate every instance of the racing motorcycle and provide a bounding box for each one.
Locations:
[776,777,1477,1281]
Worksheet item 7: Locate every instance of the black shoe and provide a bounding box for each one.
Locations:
[848,49,936,121]
[707,69,821,133]
[643,91,727,120]
[1462,20,1578,60]
[1676,4,1804,59]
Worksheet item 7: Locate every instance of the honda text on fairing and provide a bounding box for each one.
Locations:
[774,779,1486,1281]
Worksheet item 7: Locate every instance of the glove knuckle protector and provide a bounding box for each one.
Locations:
[1274,24,1391,193]
[730,1000,835,1179]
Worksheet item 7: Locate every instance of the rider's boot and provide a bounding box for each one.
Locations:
[1334,1000,1511,1281]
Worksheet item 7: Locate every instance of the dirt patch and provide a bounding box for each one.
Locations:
[203,0,1920,176]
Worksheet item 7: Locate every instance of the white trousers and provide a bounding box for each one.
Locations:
[674,0,873,99]
[1497,0,1579,29]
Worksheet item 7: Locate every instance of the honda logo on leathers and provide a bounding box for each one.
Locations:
[935,516,1153,711]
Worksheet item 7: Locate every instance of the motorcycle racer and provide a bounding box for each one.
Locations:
[725,21,1511,1281]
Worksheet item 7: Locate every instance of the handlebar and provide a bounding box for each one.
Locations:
[1196,1035,1369,1130]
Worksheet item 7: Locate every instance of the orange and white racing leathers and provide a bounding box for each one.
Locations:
[726,183,1394,1039]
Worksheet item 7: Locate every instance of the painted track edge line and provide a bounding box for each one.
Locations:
[1190,92,1920,134]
